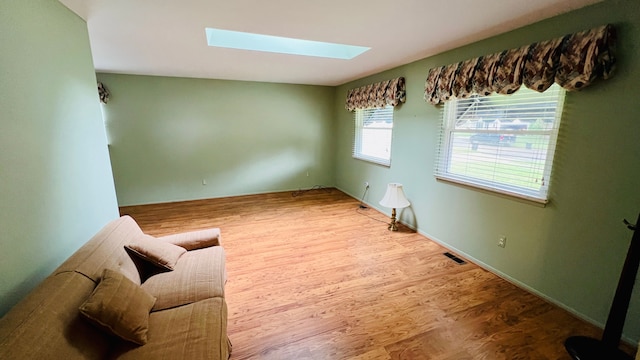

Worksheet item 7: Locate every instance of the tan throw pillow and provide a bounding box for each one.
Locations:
[79,268,156,345]
[125,235,186,271]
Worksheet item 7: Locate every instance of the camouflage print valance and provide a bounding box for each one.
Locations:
[98,82,110,104]
[345,77,406,111]
[424,24,616,105]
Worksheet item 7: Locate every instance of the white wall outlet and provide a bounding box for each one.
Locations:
[306,171,309,177]
[202,179,207,185]
[364,182,369,189]
[498,236,507,248]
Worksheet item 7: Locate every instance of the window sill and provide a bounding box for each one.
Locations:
[435,175,548,207]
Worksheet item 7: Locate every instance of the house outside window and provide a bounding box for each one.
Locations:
[353,105,394,166]
[435,84,566,203]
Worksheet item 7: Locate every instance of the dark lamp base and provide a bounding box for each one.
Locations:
[564,336,632,360]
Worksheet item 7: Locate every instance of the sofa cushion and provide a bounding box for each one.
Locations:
[141,246,226,311]
[108,297,230,360]
[126,235,187,271]
[159,227,221,250]
[54,215,146,285]
[0,272,110,360]
[79,269,156,345]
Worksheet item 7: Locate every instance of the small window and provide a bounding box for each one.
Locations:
[353,105,394,166]
[435,84,565,203]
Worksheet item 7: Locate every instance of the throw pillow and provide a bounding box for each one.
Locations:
[79,268,156,345]
[125,235,187,271]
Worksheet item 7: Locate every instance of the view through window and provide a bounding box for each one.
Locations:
[353,105,394,166]
[435,84,566,203]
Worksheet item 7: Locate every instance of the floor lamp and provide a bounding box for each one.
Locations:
[379,183,410,231]
[565,212,640,360]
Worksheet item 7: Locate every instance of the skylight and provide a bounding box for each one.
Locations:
[205,28,370,60]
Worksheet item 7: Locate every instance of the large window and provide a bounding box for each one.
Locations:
[435,84,565,203]
[353,105,394,166]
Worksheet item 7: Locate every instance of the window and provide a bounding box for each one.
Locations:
[353,105,394,166]
[435,84,565,203]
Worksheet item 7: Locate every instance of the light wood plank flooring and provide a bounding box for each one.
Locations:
[120,188,631,360]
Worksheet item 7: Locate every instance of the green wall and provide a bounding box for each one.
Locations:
[97,74,335,206]
[0,1,119,315]
[6,0,634,345]
[335,0,640,342]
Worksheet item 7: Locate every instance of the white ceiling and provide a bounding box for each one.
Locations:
[59,0,602,86]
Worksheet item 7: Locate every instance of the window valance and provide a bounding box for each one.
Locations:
[345,77,406,111]
[98,82,110,104]
[424,24,616,105]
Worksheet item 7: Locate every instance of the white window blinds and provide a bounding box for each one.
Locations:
[353,106,394,166]
[435,84,565,203]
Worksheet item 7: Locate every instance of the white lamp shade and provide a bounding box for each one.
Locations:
[379,183,410,209]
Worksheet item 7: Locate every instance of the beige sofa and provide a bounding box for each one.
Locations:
[0,215,231,359]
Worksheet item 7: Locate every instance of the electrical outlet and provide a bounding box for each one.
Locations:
[498,236,507,248]
[202,179,207,185]
[364,182,369,189]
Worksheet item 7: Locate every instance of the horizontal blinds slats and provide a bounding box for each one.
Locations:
[362,108,394,124]
[353,106,393,167]
[452,130,554,135]
[435,84,565,203]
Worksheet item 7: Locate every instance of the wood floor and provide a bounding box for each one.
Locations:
[120,188,630,360]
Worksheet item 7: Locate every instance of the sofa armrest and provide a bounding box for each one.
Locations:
[158,228,221,251]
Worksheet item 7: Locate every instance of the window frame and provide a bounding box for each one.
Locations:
[435,84,566,204]
[353,105,394,167]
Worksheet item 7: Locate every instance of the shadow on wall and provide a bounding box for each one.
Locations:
[208,146,318,193]
[112,142,321,205]
[1,254,68,316]
[399,207,418,230]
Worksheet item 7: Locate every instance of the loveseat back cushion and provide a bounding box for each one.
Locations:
[141,246,226,311]
[108,297,230,360]
[55,216,145,285]
[0,272,110,360]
